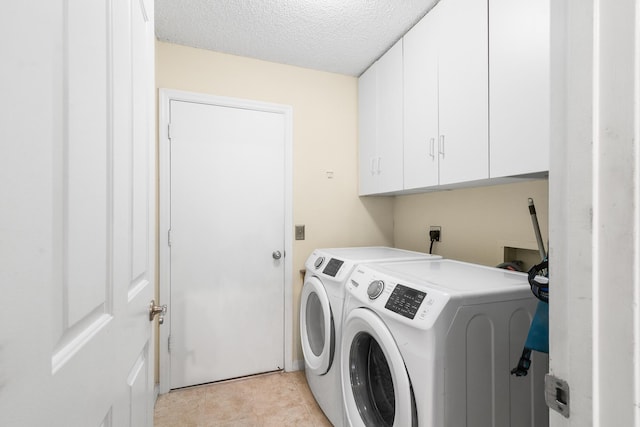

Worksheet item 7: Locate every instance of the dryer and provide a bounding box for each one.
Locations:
[300,248,441,427]
[341,259,548,427]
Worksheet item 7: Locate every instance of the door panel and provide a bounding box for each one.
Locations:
[0,0,156,426]
[489,0,550,177]
[376,40,404,193]
[169,100,285,389]
[437,0,489,185]
[131,0,153,284]
[58,0,111,341]
[126,346,151,427]
[358,65,378,195]
[403,9,440,189]
[114,0,156,424]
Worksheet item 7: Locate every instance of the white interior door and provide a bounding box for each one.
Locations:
[168,99,286,389]
[549,0,640,425]
[0,0,156,426]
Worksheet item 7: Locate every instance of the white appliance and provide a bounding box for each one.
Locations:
[341,259,548,427]
[300,247,441,426]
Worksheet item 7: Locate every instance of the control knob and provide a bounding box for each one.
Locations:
[314,256,325,269]
[367,280,385,300]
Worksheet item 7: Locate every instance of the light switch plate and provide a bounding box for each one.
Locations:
[295,225,305,240]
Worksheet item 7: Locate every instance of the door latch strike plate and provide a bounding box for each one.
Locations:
[545,374,570,418]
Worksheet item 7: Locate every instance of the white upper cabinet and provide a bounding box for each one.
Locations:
[403,9,440,190]
[403,0,488,190]
[360,0,549,195]
[358,63,378,195]
[376,40,404,193]
[489,0,550,177]
[437,0,489,185]
[358,40,404,196]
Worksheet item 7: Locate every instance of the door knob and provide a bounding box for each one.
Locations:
[149,299,167,324]
[272,251,282,260]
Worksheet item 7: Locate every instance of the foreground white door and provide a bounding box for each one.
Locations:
[549,1,640,425]
[0,1,156,426]
[166,97,289,389]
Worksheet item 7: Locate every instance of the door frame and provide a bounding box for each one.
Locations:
[157,89,294,394]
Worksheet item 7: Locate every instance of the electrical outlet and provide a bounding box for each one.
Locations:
[429,226,441,242]
[295,225,305,240]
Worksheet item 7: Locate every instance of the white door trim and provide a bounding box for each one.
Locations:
[158,88,294,394]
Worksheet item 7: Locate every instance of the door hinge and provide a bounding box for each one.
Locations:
[545,374,570,418]
[168,335,171,353]
[167,123,172,140]
[167,229,172,247]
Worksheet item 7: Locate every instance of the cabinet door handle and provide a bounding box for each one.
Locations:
[376,157,382,174]
[370,157,376,175]
[429,138,435,159]
[438,135,445,158]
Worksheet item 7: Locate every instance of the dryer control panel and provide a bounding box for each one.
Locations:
[322,258,344,277]
[306,251,352,282]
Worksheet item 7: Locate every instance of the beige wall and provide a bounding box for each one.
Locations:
[393,179,549,267]
[155,40,549,369]
[155,41,394,365]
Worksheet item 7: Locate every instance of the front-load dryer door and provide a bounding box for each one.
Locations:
[341,308,417,427]
[300,276,335,375]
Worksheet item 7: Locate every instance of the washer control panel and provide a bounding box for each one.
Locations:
[347,264,449,328]
[384,284,426,319]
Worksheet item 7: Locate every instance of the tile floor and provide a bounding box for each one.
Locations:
[154,370,333,427]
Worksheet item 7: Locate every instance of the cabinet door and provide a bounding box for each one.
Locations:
[403,10,440,190]
[376,40,404,193]
[489,0,550,177]
[437,0,489,185]
[358,64,378,195]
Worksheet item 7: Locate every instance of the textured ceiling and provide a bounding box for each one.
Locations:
[155,0,438,76]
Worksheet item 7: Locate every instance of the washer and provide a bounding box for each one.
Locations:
[300,247,441,427]
[341,259,548,427]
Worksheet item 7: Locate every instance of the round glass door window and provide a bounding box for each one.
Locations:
[300,277,335,374]
[349,332,395,426]
[305,292,326,356]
